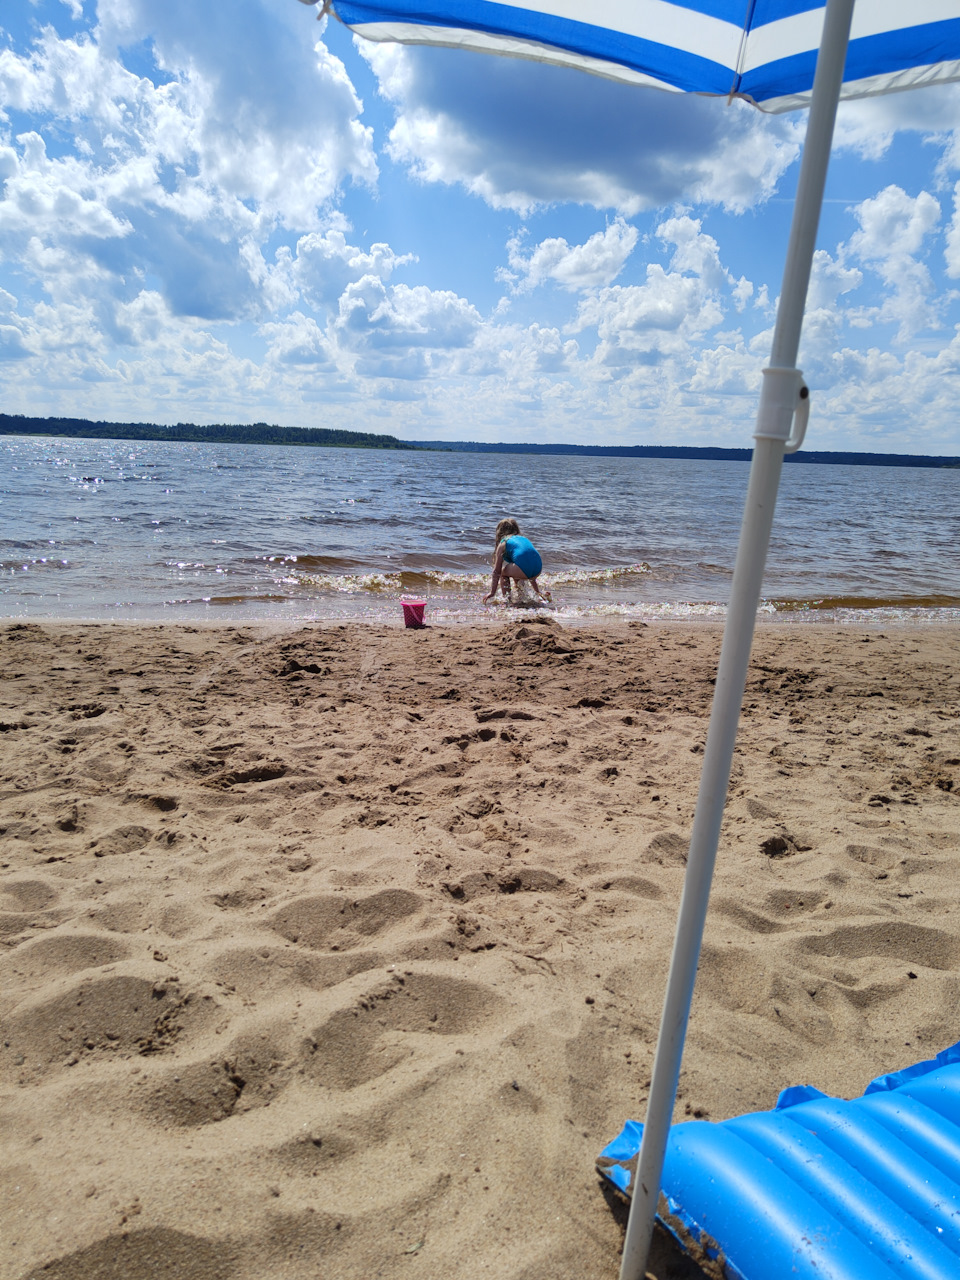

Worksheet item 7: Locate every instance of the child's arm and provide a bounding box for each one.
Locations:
[483,544,505,603]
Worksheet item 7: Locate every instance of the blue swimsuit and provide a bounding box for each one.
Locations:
[502,535,542,580]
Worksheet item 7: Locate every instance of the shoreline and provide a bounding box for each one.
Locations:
[2,609,959,631]
[3,619,959,1280]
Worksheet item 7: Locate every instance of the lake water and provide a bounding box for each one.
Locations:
[2,434,958,626]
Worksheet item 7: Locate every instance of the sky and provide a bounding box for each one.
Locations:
[1,1,959,453]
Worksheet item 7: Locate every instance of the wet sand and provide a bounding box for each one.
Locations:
[2,618,958,1280]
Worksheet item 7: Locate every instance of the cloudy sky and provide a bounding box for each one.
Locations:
[2,0,959,453]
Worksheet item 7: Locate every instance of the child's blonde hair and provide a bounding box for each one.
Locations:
[494,517,520,549]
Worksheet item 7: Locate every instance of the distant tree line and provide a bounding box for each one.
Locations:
[404,440,960,469]
[0,414,412,450]
[2,414,956,467]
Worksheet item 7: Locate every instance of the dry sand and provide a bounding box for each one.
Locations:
[2,616,959,1280]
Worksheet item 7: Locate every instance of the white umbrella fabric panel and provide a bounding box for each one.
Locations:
[323,0,960,110]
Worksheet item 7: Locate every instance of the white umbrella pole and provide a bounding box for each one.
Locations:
[618,3,856,1278]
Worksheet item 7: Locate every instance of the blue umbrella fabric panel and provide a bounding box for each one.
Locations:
[327,1,960,111]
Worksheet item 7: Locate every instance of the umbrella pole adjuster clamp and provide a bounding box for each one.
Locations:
[753,366,810,452]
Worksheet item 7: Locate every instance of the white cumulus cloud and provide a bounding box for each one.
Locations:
[576,267,724,368]
[0,4,379,329]
[500,218,638,293]
[846,185,942,340]
[293,229,415,309]
[834,82,960,167]
[362,41,801,215]
[333,278,481,379]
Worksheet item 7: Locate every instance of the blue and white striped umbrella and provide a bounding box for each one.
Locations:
[298,4,960,1278]
[317,1,960,111]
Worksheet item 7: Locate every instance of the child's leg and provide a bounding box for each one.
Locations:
[501,564,525,599]
[530,576,552,602]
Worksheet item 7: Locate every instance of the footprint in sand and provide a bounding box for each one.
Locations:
[129,792,180,813]
[305,972,501,1091]
[137,1058,247,1128]
[87,900,154,934]
[763,888,828,916]
[0,931,130,984]
[87,824,154,858]
[711,898,787,935]
[0,878,63,943]
[154,900,207,938]
[589,875,662,899]
[203,943,385,1000]
[139,1020,297,1128]
[746,798,779,821]
[268,1127,359,1176]
[642,831,688,865]
[802,921,960,970]
[497,868,564,894]
[270,889,423,951]
[845,843,902,871]
[2,971,216,1079]
[696,943,770,1014]
[1,879,59,913]
[710,888,829,935]
[444,867,563,901]
[18,1226,237,1280]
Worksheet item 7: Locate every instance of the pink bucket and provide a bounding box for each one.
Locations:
[401,598,426,628]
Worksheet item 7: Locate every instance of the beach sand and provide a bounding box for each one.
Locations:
[2,617,958,1280]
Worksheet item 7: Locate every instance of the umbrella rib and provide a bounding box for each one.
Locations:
[729,0,760,98]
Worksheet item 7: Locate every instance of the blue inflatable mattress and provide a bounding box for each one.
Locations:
[598,1041,960,1279]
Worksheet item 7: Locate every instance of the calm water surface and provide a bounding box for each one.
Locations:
[2,435,958,625]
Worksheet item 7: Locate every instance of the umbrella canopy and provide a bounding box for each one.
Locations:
[316,1,960,110]
[300,2,960,1277]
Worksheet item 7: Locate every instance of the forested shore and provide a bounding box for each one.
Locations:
[0,414,411,450]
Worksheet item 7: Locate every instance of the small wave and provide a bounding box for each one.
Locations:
[555,599,734,621]
[416,570,488,590]
[768,593,960,613]
[1,557,72,573]
[547,563,652,586]
[159,559,229,573]
[0,539,72,551]
[200,594,296,606]
[293,571,407,593]
[287,562,651,593]
[762,599,960,626]
[829,607,960,625]
[261,553,376,571]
